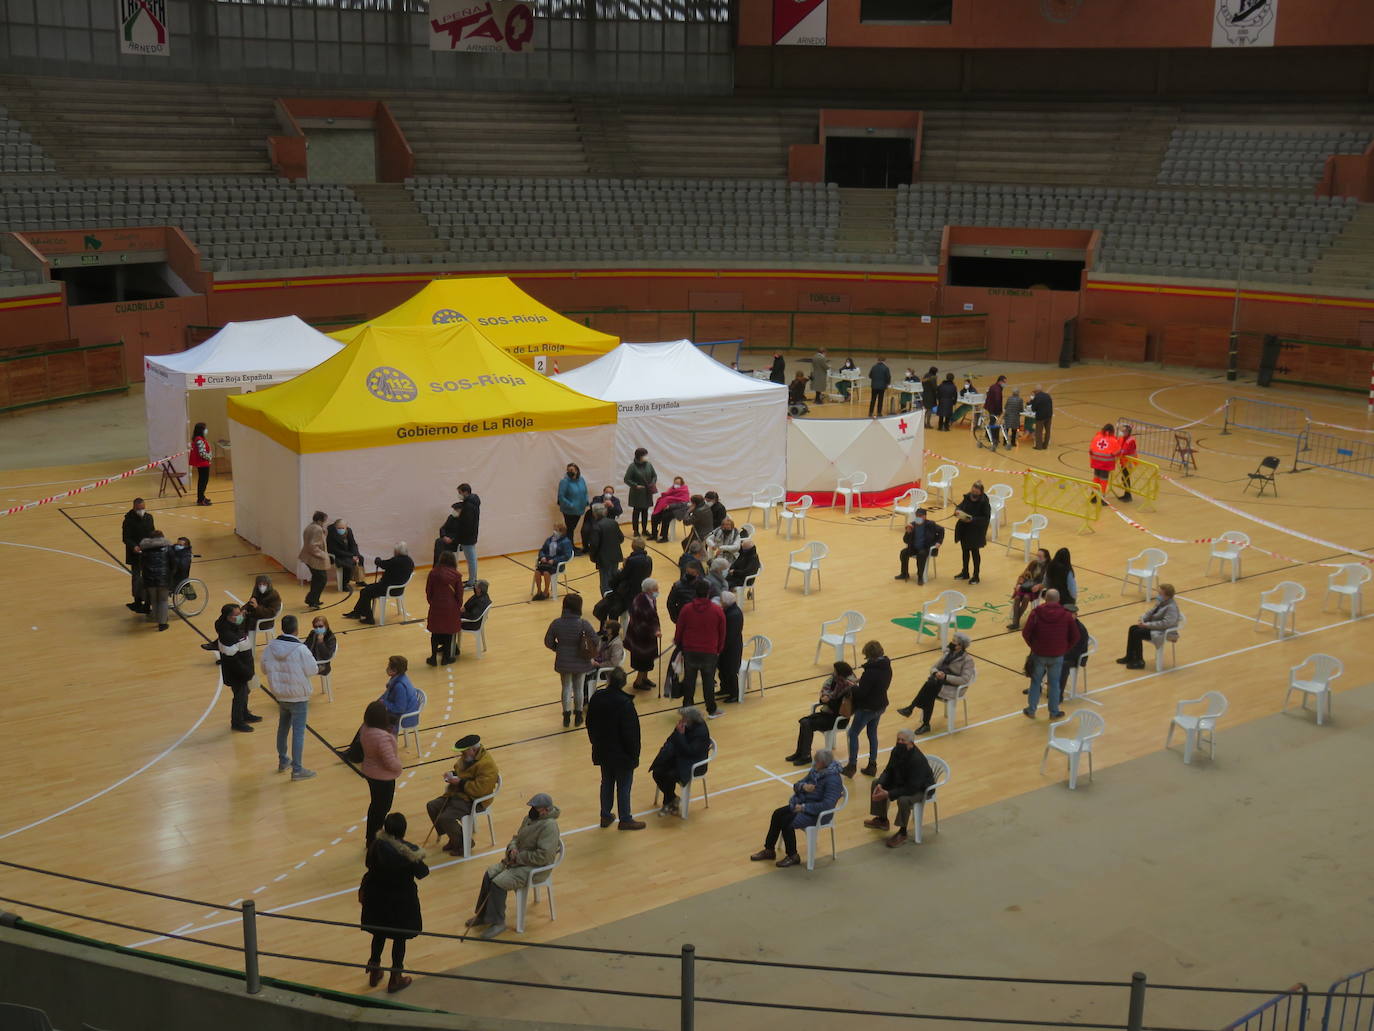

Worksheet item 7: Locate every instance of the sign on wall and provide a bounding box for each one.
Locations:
[773,0,827,46]
[429,0,537,54]
[117,0,170,57]
[1212,0,1278,47]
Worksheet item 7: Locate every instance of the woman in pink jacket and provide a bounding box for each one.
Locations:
[650,477,691,543]
[360,700,403,846]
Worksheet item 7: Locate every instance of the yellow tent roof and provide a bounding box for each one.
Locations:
[328,276,618,357]
[227,324,616,455]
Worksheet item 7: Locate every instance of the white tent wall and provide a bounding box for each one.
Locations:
[786,414,925,503]
[144,363,188,473]
[231,424,616,576]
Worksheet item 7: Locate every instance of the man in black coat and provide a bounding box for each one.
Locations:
[122,497,154,612]
[716,591,745,703]
[868,358,892,418]
[667,564,715,623]
[585,668,643,830]
[344,543,416,624]
[434,502,463,566]
[606,540,653,622]
[1030,386,1054,450]
[726,537,761,590]
[863,728,935,847]
[586,503,625,597]
[454,483,481,585]
[704,491,727,529]
[894,507,945,586]
[768,353,785,384]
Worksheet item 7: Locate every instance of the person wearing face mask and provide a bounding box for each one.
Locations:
[896,632,976,734]
[300,510,330,610]
[466,793,561,941]
[426,733,500,857]
[1021,588,1080,720]
[863,728,936,848]
[625,577,661,691]
[545,594,598,728]
[936,372,958,431]
[586,502,625,597]
[706,517,741,562]
[556,462,590,554]
[921,367,939,428]
[532,523,573,602]
[242,574,281,633]
[215,603,260,732]
[899,368,921,412]
[1117,583,1179,671]
[189,421,213,506]
[170,535,193,591]
[260,614,321,780]
[894,507,944,586]
[650,476,691,543]
[582,485,624,554]
[606,537,653,624]
[703,491,727,530]
[344,543,415,625]
[122,497,154,613]
[425,551,463,665]
[726,536,760,590]
[1007,548,1051,630]
[952,481,991,585]
[623,447,658,539]
[327,519,366,591]
[308,615,337,676]
[379,656,421,733]
[137,526,174,631]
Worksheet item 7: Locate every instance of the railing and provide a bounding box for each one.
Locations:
[1294,430,1374,479]
[0,338,128,414]
[1222,397,1310,440]
[1023,468,1103,533]
[1116,418,1196,475]
[1110,455,1161,511]
[1223,985,1310,1031]
[1322,967,1374,1031]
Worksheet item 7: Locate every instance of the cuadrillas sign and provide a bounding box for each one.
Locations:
[227,323,617,570]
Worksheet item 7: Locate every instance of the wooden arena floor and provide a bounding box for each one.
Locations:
[0,360,1371,1015]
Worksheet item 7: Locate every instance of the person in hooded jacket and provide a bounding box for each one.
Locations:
[216,603,259,732]
[466,793,561,940]
[844,641,892,778]
[138,526,174,630]
[750,749,844,868]
[359,811,428,994]
[242,574,281,632]
[260,614,320,780]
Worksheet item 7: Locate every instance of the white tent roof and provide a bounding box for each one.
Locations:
[554,340,785,407]
[147,316,342,388]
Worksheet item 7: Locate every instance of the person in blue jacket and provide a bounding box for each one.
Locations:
[379,655,421,734]
[749,750,844,868]
[557,463,590,554]
[532,520,575,601]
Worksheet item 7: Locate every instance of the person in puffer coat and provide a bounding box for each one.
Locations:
[749,751,844,869]
[466,794,562,940]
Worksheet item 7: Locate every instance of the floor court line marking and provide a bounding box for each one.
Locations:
[126,608,1371,950]
[0,539,127,575]
[0,678,223,843]
[1178,594,1262,623]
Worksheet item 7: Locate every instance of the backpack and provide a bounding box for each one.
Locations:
[577,625,600,662]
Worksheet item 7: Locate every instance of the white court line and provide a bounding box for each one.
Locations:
[127,606,1371,950]
[224,590,243,605]
[1179,594,1262,623]
[1148,382,1229,427]
[0,539,127,575]
[753,764,795,788]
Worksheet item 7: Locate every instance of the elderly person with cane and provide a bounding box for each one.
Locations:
[465,792,562,940]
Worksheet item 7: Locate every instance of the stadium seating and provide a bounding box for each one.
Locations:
[0,103,54,175]
[1158,127,1373,190]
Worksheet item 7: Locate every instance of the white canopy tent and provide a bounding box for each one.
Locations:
[787,412,926,506]
[554,340,788,508]
[144,316,343,474]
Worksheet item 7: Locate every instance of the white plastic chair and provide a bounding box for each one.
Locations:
[546,560,571,600]
[1007,513,1048,561]
[1206,531,1250,582]
[1165,691,1228,763]
[748,484,785,529]
[834,471,868,514]
[514,840,564,933]
[375,574,413,626]
[820,707,851,753]
[933,665,976,733]
[1151,611,1185,672]
[317,637,339,702]
[815,611,865,665]
[926,465,958,510]
[399,688,426,753]
[987,483,1014,541]
[460,603,492,657]
[784,542,827,595]
[1063,635,1098,702]
[910,755,949,843]
[741,566,762,611]
[917,590,966,648]
[1285,654,1343,725]
[654,739,717,820]
[777,494,813,539]
[460,773,501,857]
[804,783,849,871]
[1257,581,1305,637]
[251,616,276,650]
[1324,563,1370,617]
[1121,548,1169,597]
[738,634,772,699]
[889,487,928,529]
[1041,710,1105,790]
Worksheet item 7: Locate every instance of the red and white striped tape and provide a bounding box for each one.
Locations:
[0,451,187,518]
[923,450,1030,477]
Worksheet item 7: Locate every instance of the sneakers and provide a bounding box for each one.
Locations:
[291,768,317,781]
[1049,711,1065,719]
[707,710,724,720]
[968,578,980,586]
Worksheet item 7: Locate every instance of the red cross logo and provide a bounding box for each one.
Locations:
[194,375,206,386]
[898,418,909,434]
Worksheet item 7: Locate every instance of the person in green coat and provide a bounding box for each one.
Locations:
[623,447,658,539]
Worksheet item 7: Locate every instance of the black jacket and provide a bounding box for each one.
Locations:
[454,494,481,544]
[138,535,172,587]
[708,501,727,529]
[359,835,429,938]
[215,614,255,689]
[1030,390,1053,420]
[878,743,935,799]
[585,685,641,769]
[720,601,745,667]
[769,356,785,384]
[327,527,361,564]
[953,492,991,550]
[122,508,154,565]
[852,655,892,712]
[170,544,192,587]
[902,520,945,554]
[656,720,710,785]
[726,548,761,588]
[788,378,807,404]
[377,553,415,588]
[921,373,938,408]
[587,515,625,570]
[438,512,462,545]
[870,361,892,391]
[666,576,696,623]
[612,551,654,609]
[936,380,958,413]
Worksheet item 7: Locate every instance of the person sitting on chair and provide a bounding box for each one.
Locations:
[425,734,499,857]
[328,519,367,591]
[706,557,731,597]
[466,792,562,940]
[1117,583,1179,670]
[651,707,711,816]
[1007,548,1050,631]
[749,749,844,869]
[344,543,415,625]
[896,632,975,734]
[894,508,944,586]
[783,661,857,766]
[863,728,935,848]
[532,521,574,601]
[706,518,741,562]
[788,370,810,416]
[455,580,492,659]
[242,574,281,631]
[726,537,761,590]
[650,477,691,543]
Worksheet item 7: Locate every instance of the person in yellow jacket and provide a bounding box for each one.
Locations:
[1088,424,1120,499]
[425,734,500,857]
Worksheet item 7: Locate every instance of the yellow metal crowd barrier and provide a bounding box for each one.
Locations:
[1111,456,1160,512]
[1023,469,1101,534]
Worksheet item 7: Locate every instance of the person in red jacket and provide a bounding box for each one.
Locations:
[673,580,726,719]
[1021,588,1081,720]
[188,422,213,506]
[1116,424,1138,502]
[1088,423,1119,499]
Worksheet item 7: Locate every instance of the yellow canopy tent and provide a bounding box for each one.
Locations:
[227,324,617,569]
[328,276,618,358]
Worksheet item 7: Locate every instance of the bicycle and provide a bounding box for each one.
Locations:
[171,577,208,618]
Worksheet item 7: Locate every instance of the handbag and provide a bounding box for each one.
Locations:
[663,647,685,699]
[838,694,854,718]
[343,727,365,764]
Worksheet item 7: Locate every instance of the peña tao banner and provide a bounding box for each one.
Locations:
[429,0,537,54]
